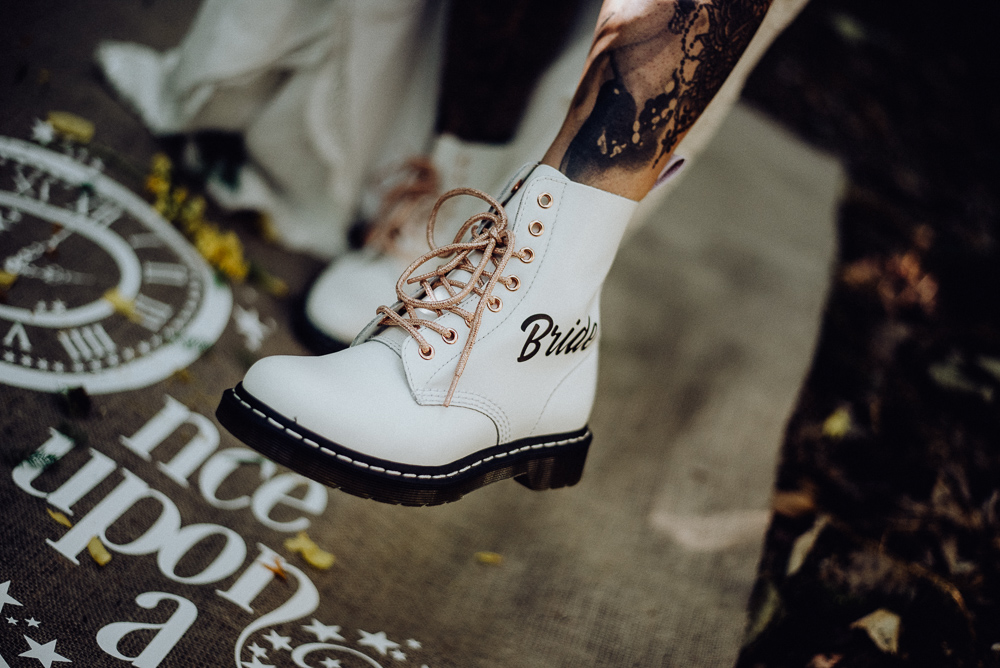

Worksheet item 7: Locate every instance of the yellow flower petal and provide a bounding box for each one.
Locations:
[47,508,73,528]
[103,288,141,324]
[284,531,335,570]
[87,536,113,566]
[47,111,95,143]
[475,551,503,566]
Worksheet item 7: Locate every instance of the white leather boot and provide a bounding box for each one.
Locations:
[217,163,638,505]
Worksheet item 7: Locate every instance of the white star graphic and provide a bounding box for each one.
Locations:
[0,581,24,615]
[319,659,342,668]
[391,648,407,661]
[406,639,422,650]
[31,119,55,146]
[302,619,345,642]
[248,642,268,658]
[19,636,71,668]
[358,630,400,656]
[7,617,17,624]
[26,618,40,628]
[240,656,275,668]
[262,629,292,652]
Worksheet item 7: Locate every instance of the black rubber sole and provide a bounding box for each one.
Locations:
[216,383,591,506]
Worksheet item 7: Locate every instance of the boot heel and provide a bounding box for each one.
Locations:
[515,443,589,491]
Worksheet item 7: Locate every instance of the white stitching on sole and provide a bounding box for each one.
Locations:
[232,388,589,480]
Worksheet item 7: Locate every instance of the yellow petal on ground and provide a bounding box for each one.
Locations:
[475,551,503,566]
[0,271,18,289]
[144,174,170,197]
[47,111,95,143]
[284,531,335,570]
[103,288,141,324]
[47,508,72,528]
[301,544,336,570]
[284,531,313,553]
[850,609,901,654]
[87,536,112,566]
[150,152,172,174]
[822,406,852,439]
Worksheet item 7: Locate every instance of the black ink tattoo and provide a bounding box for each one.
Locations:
[561,0,772,182]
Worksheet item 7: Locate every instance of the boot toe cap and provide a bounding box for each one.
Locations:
[241,343,498,467]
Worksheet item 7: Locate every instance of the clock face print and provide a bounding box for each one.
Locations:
[0,136,232,394]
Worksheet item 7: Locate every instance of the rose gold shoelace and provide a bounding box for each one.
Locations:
[375,187,531,407]
[363,157,440,253]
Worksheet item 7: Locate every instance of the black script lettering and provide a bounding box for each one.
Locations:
[521,314,599,361]
[565,318,592,353]
[518,314,553,362]
[581,321,599,350]
[549,319,582,356]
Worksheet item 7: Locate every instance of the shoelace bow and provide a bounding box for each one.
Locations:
[376,187,530,406]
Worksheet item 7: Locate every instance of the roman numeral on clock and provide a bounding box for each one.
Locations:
[2,321,31,352]
[134,294,174,331]
[13,165,52,201]
[128,232,165,249]
[75,192,122,227]
[58,324,116,361]
[142,261,189,287]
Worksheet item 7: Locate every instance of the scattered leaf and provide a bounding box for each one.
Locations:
[830,12,867,43]
[979,356,1000,382]
[87,536,112,566]
[787,515,829,576]
[773,488,817,518]
[47,508,72,528]
[850,609,900,654]
[47,111,95,143]
[263,557,288,580]
[807,654,843,668]
[475,551,503,566]
[822,407,852,439]
[929,355,993,402]
[743,580,782,646]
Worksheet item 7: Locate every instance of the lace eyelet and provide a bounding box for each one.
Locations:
[537,192,553,208]
[528,220,544,237]
[487,296,503,312]
[519,247,534,263]
[442,328,458,344]
[419,345,435,360]
[505,275,520,291]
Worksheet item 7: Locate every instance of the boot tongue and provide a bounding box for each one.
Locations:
[368,163,541,351]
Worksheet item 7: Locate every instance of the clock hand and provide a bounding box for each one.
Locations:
[12,261,95,286]
[3,227,72,274]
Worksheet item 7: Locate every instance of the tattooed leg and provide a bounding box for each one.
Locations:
[542,0,773,200]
